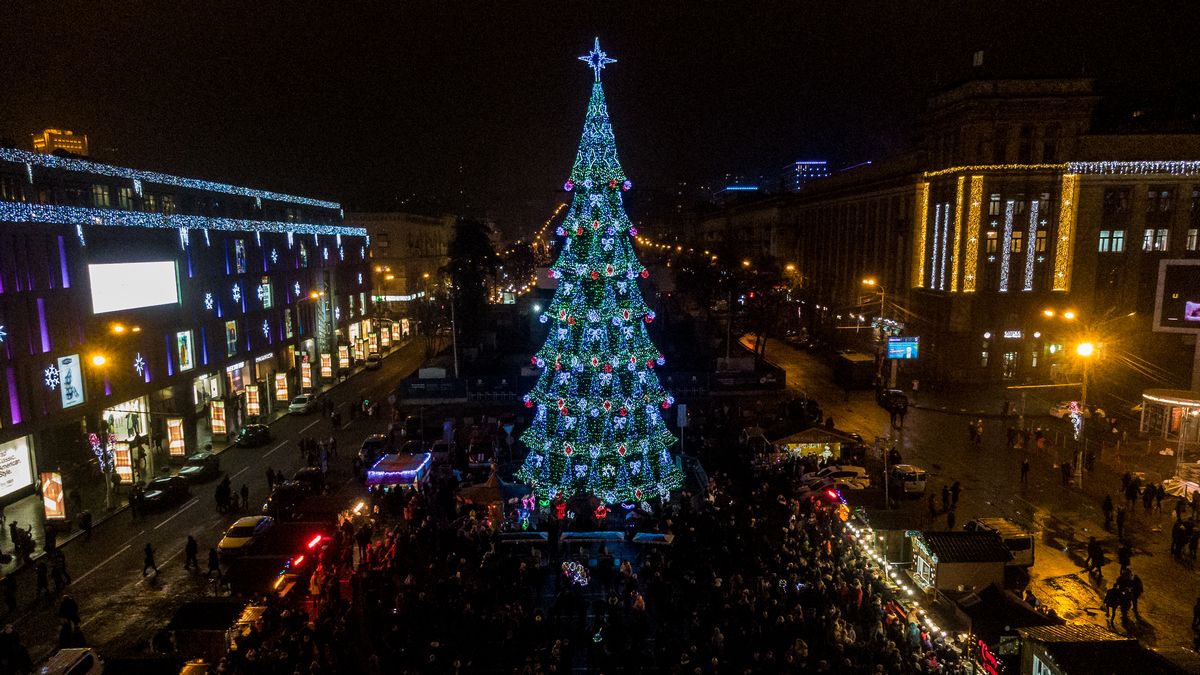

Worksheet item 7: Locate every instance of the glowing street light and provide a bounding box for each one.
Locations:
[91,354,108,366]
[1075,342,1095,358]
[1062,310,1077,320]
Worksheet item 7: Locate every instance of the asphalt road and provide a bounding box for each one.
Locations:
[9,340,430,663]
[749,335,1200,651]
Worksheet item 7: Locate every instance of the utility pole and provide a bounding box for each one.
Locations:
[449,282,459,378]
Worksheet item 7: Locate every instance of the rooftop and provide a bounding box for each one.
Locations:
[1018,625,1191,675]
[918,531,1013,564]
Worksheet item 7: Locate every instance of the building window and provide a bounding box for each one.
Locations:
[988,194,1001,216]
[986,230,998,254]
[980,350,989,368]
[162,195,176,215]
[1017,125,1035,163]
[1099,229,1127,253]
[0,175,21,201]
[1187,228,1198,251]
[1035,230,1047,252]
[1032,655,1053,675]
[1011,230,1023,253]
[1103,188,1129,213]
[143,194,159,212]
[91,184,110,208]
[117,187,134,210]
[1042,125,1060,162]
[1191,187,1200,220]
[992,127,1008,163]
[1147,187,1173,212]
[1143,228,1169,252]
[234,240,247,274]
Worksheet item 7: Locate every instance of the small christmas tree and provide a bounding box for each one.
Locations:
[517,39,683,504]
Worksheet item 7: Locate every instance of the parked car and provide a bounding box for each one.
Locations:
[142,475,190,509]
[235,424,272,448]
[359,434,390,465]
[801,464,871,488]
[402,415,422,438]
[37,648,103,675]
[178,451,221,482]
[364,353,383,370]
[887,464,928,495]
[288,395,316,415]
[797,477,864,500]
[262,482,308,520]
[965,518,1035,567]
[1048,401,1104,419]
[218,516,275,556]
[292,467,326,494]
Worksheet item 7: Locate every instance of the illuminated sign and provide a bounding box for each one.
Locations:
[88,261,179,314]
[0,438,34,499]
[246,385,260,417]
[210,399,227,437]
[176,331,194,372]
[225,361,246,373]
[320,353,332,378]
[57,354,85,408]
[41,471,65,520]
[338,346,350,369]
[274,373,289,401]
[1002,330,1023,339]
[255,353,274,363]
[380,328,391,348]
[886,337,919,360]
[166,417,186,457]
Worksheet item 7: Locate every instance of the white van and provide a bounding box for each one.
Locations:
[38,648,103,675]
[888,464,928,495]
[965,518,1035,567]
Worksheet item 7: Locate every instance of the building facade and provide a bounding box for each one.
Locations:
[347,211,453,315]
[782,160,830,193]
[0,147,370,507]
[30,129,89,157]
[697,79,1200,386]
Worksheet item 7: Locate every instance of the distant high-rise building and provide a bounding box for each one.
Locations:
[31,128,89,156]
[782,160,829,193]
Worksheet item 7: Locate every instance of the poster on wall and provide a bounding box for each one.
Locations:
[301,362,312,390]
[368,333,378,353]
[41,471,65,520]
[57,354,85,409]
[391,324,401,343]
[166,417,186,457]
[113,441,133,484]
[176,331,195,372]
[275,373,289,402]
[401,318,411,337]
[225,321,239,356]
[210,399,227,437]
[0,438,34,500]
[338,346,350,369]
[380,327,391,348]
[320,353,333,378]
[246,385,260,417]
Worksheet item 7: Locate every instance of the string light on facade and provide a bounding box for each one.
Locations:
[1054,174,1079,292]
[232,283,241,303]
[913,183,929,288]
[999,200,1015,292]
[962,176,983,292]
[1023,200,1039,292]
[0,202,367,238]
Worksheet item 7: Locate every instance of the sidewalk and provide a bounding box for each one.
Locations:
[0,340,415,579]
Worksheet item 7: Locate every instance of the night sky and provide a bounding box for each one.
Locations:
[1,2,1197,237]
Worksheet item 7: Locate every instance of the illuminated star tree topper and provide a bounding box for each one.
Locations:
[579,37,616,82]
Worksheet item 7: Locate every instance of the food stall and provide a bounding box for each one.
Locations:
[366,452,432,492]
[772,427,864,462]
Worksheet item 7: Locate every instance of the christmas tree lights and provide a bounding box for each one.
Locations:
[517,40,682,504]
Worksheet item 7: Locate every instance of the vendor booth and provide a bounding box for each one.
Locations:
[773,427,864,462]
[366,453,432,491]
[1141,389,1200,498]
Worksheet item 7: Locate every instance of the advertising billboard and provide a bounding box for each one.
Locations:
[1155,259,1200,333]
[41,471,65,520]
[0,438,34,500]
[176,331,195,372]
[887,336,919,360]
[57,354,86,408]
[88,261,179,314]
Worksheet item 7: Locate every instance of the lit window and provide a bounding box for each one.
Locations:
[1187,228,1198,251]
[1035,230,1047,252]
[1011,231,1023,253]
[91,184,110,208]
[988,194,1001,216]
[986,231,998,253]
[1144,228,1170,252]
[980,350,989,368]
[1111,229,1125,253]
[234,240,247,274]
[117,187,134,210]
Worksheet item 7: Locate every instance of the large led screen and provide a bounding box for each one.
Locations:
[88,261,180,314]
[1154,260,1200,333]
[0,438,34,500]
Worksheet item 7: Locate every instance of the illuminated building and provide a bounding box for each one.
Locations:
[30,128,90,156]
[697,78,1200,384]
[0,148,369,505]
[782,160,830,193]
[346,211,454,311]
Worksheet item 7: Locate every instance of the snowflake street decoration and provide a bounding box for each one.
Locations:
[44,365,60,390]
[334,306,341,321]
[357,272,363,285]
[262,319,271,338]
[294,282,301,298]
[256,284,268,303]
[133,353,146,376]
[232,283,241,303]
[270,249,279,264]
[204,292,214,310]
[76,223,86,247]
[0,325,6,343]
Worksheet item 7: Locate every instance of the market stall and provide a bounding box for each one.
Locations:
[366,452,432,492]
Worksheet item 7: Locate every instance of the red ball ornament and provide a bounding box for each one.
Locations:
[608,179,618,189]
[590,357,599,367]
[634,488,643,499]
[563,444,573,456]
[556,398,565,407]
[530,356,538,365]
[605,264,614,276]
[646,359,655,368]
[618,407,628,417]
[661,401,670,409]
[554,363,561,371]
[576,227,584,236]
[590,271,600,280]
[622,309,630,320]
[525,400,534,408]
[592,219,600,230]
[602,400,611,410]
[560,406,570,416]
[617,444,627,456]
[547,269,557,278]
[603,363,612,373]
[644,315,654,324]
[640,269,650,278]
[567,316,576,325]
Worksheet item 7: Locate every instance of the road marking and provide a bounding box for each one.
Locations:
[154,498,198,530]
[301,419,321,433]
[341,422,353,430]
[231,466,250,479]
[73,543,133,585]
[264,441,287,458]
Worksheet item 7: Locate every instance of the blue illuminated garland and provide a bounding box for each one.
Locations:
[0,148,340,210]
[0,202,367,237]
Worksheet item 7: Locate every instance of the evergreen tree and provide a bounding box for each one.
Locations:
[517,40,683,504]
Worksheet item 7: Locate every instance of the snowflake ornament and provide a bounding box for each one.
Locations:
[44,365,60,389]
[133,353,146,376]
[293,282,302,298]
[232,283,241,303]
[204,292,214,310]
[262,320,271,338]
[270,249,279,264]
[256,284,268,303]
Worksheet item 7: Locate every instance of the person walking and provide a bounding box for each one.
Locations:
[941,485,950,513]
[910,379,919,403]
[1116,506,1127,541]
[1102,495,1114,529]
[57,594,80,628]
[184,536,199,571]
[266,467,275,492]
[946,509,956,531]
[1130,571,1144,619]
[1104,585,1122,627]
[1,575,15,613]
[950,481,961,508]
[35,561,49,598]
[207,548,222,581]
[1084,536,1105,577]
[1020,457,1030,486]
[927,494,937,520]
[142,542,158,577]
[1156,485,1165,513]
[239,484,249,511]
[1142,486,1155,515]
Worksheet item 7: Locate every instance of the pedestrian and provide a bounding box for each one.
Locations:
[35,561,49,597]
[824,416,835,430]
[1007,427,1017,448]
[911,379,919,402]
[1190,528,1200,561]
[967,421,977,445]
[974,419,984,446]
[1117,542,1132,569]
[1142,486,1154,514]
[1061,462,1072,487]
[946,509,956,531]
[897,407,907,429]
[950,481,961,507]
[207,548,222,581]
[49,563,64,594]
[1102,495,1114,529]
[1130,571,1144,619]
[1084,536,1105,577]
[143,542,158,577]
[266,467,275,492]
[1116,506,1127,541]
[941,485,950,512]
[1104,585,1121,626]
[184,536,199,571]
[57,594,80,628]
[239,484,249,511]
[1020,458,1030,486]
[1156,485,1165,512]
[889,410,898,428]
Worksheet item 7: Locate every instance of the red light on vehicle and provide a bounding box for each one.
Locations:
[306,534,323,549]
[825,489,840,501]
[292,555,305,566]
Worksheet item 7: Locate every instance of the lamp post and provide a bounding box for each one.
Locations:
[1072,341,1096,485]
[863,278,896,388]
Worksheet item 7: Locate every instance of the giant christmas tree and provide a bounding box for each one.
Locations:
[517,39,683,505]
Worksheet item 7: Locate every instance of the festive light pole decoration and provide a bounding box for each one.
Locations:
[44,365,60,390]
[517,41,682,504]
[204,292,214,311]
[133,353,146,376]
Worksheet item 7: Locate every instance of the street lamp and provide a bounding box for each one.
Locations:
[861,278,885,320]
